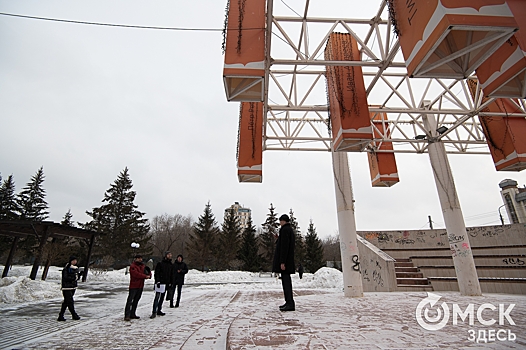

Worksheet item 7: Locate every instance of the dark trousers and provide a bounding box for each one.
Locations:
[281,273,294,306]
[124,288,143,317]
[59,289,77,316]
[175,284,183,306]
[152,291,166,314]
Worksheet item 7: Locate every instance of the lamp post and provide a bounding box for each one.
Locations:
[498,205,506,226]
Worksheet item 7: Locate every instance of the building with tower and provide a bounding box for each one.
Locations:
[499,179,526,224]
[224,202,251,229]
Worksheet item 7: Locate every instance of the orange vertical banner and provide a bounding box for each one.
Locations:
[325,33,372,152]
[237,102,263,182]
[476,0,526,98]
[389,0,518,78]
[367,110,399,187]
[223,0,266,102]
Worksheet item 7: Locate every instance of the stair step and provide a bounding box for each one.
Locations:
[395,267,419,272]
[397,278,430,285]
[394,262,414,267]
[395,258,412,263]
[397,285,434,291]
[396,272,424,278]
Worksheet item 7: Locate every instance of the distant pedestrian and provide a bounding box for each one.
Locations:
[57,256,81,321]
[124,255,151,321]
[273,214,296,312]
[169,254,188,308]
[298,263,304,279]
[150,251,174,318]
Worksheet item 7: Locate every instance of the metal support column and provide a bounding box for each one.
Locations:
[82,234,96,282]
[30,226,50,280]
[332,149,363,297]
[2,237,19,278]
[423,112,482,296]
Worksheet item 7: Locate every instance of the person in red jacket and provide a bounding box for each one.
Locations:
[124,255,152,321]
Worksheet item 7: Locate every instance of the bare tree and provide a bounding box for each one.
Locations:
[149,213,193,257]
[322,233,341,269]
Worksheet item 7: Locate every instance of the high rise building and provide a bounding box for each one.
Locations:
[499,179,526,224]
[224,202,251,229]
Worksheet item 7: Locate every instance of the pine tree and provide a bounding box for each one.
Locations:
[0,174,19,220]
[217,208,242,269]
[289,208,305,267]
[304,220,325,273]
[61,209,75,227]
[238,215,261,272]
[187,201,220,271]
[16,167,49,221]
[81,167,151,265]
[259,203,279,271]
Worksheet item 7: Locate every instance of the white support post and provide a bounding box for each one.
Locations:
[423,112,482,296]
[332,149,364,297]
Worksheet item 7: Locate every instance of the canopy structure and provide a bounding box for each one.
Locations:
[0,221,99,282]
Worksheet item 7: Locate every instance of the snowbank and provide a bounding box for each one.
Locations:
[0,276,61,304]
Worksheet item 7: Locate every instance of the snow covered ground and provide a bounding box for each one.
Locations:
[0,265,525,349]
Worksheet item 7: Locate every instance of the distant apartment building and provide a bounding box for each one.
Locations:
[499,179,526,224]
[224,202,251,229]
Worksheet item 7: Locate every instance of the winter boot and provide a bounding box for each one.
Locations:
[72,314,81,320]
[170,301,174,308]
[150,313,156,319]
[57,315,66,322]
[157,311,166,316]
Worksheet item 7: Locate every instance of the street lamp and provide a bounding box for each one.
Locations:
[498,205,506,226]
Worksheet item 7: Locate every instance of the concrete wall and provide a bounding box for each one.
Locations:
[357,235,398,292]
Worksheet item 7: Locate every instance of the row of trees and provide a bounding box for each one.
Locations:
[1,167,336,273]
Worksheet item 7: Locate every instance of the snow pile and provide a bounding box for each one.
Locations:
[186,270,263,284]
[0,276,61,304]
[296,267,343,289]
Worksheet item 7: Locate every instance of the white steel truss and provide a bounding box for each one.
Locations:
[262,0,526,154]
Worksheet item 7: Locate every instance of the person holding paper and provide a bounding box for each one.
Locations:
[150,251,174,319]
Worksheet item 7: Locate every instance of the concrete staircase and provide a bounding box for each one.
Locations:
[395,258,433,292]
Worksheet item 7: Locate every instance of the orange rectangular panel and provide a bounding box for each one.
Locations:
[390,0,518,78]
[467,80,526,171]
[367,110,399,187]
[237,102,263,182]
[223,0,266,102]
[325,33,372,152]
[476,0,526,98]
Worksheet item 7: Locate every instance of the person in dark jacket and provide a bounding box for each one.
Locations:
[150,251,174,318]
[298,263,304,279]
[124,255,152,321]
[169,254,188,308]
[272,214,296,312]
[58,256,81,321]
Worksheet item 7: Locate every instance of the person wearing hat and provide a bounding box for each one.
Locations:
[272,214,296,311]
[150,251,174,318]
[124,254,152,321]
[169,254,188,308]
[57,256,81,321]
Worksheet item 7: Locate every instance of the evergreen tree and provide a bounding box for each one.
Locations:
[304,220,325,273]
[81,167,151,265]
[289,208,305,267]
[16,167,49,221]
[187,201,220,271]
[259,203,279,271]
[61,209,75,227]
[0,174,19,220]
[217,208,242,269]
[238,215,261,272]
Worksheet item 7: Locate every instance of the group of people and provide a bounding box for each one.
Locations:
[124,252,188,320]
[58,212,297,321]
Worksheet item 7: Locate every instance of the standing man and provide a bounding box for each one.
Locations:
[170,254,188,308]
[272,214,296,312]
[124,254,151,321]
[150,251,174,319]
[58,256,81,321]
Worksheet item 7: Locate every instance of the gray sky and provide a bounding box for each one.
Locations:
[1,0,525,240]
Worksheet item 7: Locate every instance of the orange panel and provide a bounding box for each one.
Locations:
[368,110,399,187]
[390,0,518,78]
[325,33,372,152]
[237,102,263,182]
[468,80,526,171]
[476,0,526,98]
[223,0,266,102]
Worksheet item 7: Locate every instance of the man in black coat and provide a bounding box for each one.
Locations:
[150,251,174,319]
[272,214,296,311]
[58,256,81,321]
[169,254,188,308]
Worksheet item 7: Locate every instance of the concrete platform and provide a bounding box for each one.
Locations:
[0,286,525,349]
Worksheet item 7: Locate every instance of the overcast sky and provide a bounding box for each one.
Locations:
[1,0,525,240]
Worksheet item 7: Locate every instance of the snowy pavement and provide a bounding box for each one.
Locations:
[1,267,525,349]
